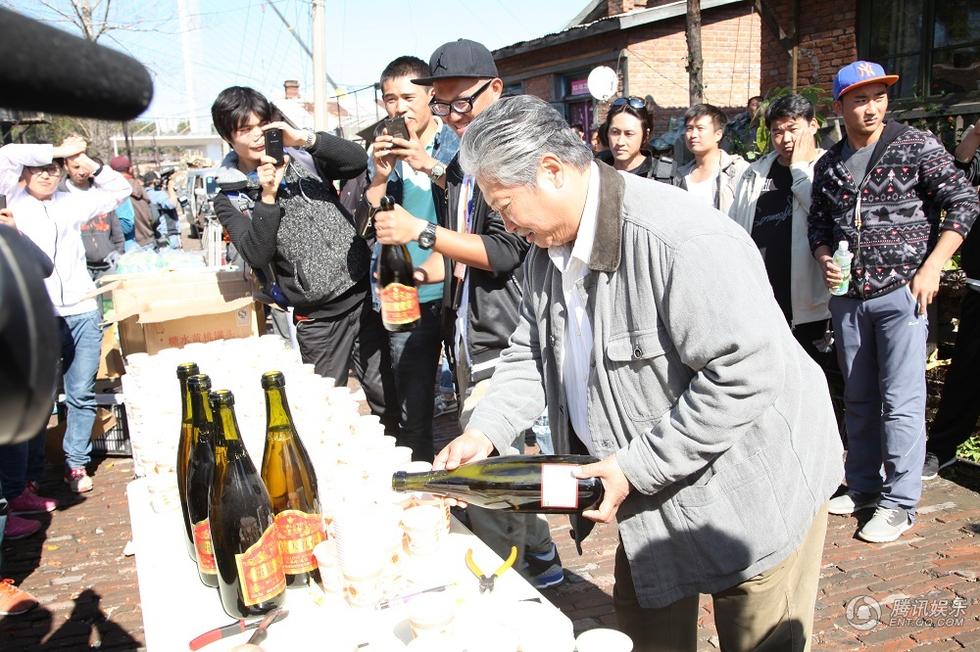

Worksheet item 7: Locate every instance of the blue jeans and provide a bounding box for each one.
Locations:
[388,301,443,462]
[60,310,104,470]
[0,431,47,500]
[831,287,927,515]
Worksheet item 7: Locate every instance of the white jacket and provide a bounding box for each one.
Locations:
[0,144,130,316]
[728,150,830,327]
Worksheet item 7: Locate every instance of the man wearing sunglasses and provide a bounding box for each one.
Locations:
[372,38,564,590]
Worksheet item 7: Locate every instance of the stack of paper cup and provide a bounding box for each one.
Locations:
[333,503,386,608]
[575,628,634,652]
[312,539,343,595]
[400,504,444,557]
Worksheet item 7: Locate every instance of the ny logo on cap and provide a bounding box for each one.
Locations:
[857,62,876,78]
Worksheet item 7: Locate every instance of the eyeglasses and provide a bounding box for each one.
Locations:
[27,164,63,177]
[611,96,646,110]
[429,80,494,117]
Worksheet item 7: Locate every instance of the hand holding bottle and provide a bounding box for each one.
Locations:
[573,455,631,524]
[433,429,496,471]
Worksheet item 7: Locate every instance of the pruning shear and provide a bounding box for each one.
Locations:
[465,545,518,594]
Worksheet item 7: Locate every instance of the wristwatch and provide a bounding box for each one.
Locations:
[303,130,317,150]
[418,222,437,250]
[429,161,446,184]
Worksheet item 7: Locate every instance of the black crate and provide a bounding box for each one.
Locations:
[56,394,132,458]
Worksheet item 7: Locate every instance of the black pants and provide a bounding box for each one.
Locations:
[928,290,980,460]
[388,301,443,462]
[294,298,399,437]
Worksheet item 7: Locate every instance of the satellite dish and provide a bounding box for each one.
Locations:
[587,66,618,102]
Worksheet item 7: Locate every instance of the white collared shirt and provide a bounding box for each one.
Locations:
[547,162,600,453]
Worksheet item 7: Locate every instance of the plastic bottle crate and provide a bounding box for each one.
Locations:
[56,393,132,457]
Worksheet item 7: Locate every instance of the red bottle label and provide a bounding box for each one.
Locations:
[274,509,326,574]
[380,283,421,325]
[193,518,217,574]
[235,523,286,606]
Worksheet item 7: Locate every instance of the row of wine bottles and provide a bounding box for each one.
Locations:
[175,363,324,619]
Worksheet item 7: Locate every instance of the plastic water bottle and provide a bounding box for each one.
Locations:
[830,241,853,296]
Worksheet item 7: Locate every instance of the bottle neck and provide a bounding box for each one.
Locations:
[215,404,245,451]
[191,390,214,444]
[180,379,193,424]
[264,386,296,440]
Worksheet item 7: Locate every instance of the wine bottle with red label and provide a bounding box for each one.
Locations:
[260,371,325,588]
[176,362,200,561]
[185,373,218,588]
[391,454,604,513]
[209,389,285,618]
[376,195,421,332]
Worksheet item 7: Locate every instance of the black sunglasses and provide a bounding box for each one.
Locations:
[611,96,646,110]
[429,80,494,117]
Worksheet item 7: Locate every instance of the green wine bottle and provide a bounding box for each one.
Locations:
[391,455,603,513]
[176,362,199,560]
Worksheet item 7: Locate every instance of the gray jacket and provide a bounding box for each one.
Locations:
[468,163,843,608]
[672,149,749,214]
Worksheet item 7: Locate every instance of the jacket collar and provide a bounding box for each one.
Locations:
[676,149,740,179]
[588,161,626,273]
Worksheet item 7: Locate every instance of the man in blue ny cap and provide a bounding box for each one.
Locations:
[808,61,978,542]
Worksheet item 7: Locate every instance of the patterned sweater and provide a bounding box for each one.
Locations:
[808,121,977,299]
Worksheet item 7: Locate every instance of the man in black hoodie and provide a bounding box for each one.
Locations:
[923,118,980,480]
[211,86,396,433]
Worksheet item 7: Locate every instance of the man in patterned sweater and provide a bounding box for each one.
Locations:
[809,61,978,543]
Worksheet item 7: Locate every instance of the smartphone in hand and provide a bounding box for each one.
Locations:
[264,128,285,166]
[384,116,410,141]
[0,194,6,210]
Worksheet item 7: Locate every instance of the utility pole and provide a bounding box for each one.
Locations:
[686,0,704,105]
[311,0,328,131]
[177,0,200,133]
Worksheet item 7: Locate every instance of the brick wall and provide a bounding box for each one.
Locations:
[760,0,857,102]
[523,74,554,102]
[625,2,761,130]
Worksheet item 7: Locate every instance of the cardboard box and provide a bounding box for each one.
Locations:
[101,269,260,356]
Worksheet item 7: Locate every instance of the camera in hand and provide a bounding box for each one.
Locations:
[263,129,285,166]
[383,116,411,142]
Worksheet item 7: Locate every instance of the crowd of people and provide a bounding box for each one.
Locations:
[0,35,977,651]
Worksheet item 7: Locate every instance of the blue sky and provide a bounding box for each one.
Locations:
[6,0,582,128]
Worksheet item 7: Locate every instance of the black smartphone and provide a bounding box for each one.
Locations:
[264,128,285,165]
[384,116,410,141]
[0,194,6,210]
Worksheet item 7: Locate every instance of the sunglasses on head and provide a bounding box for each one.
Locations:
[611,96,646,110]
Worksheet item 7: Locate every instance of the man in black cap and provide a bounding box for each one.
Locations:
[372,38,564,589]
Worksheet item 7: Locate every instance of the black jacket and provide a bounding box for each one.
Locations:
[213,133,369,317]
[439,155,530,393]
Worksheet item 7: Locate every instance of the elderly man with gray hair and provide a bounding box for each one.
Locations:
[434,95,844,651]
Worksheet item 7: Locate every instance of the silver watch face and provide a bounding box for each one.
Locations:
[431,163,445,179]
[419,225,436,248]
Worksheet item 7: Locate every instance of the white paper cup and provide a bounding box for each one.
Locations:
[575,628,634,652]
[408,593,455,640]
[401,504,443,556]
[312,540,343,594]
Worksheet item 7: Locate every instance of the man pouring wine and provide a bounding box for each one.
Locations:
[433,95,844,652]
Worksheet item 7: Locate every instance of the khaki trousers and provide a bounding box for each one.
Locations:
[614,505,829,651]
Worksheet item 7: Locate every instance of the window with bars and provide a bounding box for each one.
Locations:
[858,0,980,99]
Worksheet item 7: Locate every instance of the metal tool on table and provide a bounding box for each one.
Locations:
[188,609,288,650]
[246,608,286,646]
[376,582,457,609]
[465,545,518,594]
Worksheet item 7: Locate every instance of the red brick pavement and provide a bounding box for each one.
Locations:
[1,414,977,651]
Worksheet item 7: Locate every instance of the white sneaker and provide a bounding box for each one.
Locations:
[858,506,913,543]
[828,490,878,515]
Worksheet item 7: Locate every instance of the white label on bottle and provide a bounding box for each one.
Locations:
[540,464,578,509]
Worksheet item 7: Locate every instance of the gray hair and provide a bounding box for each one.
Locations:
[459,95,593,186]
